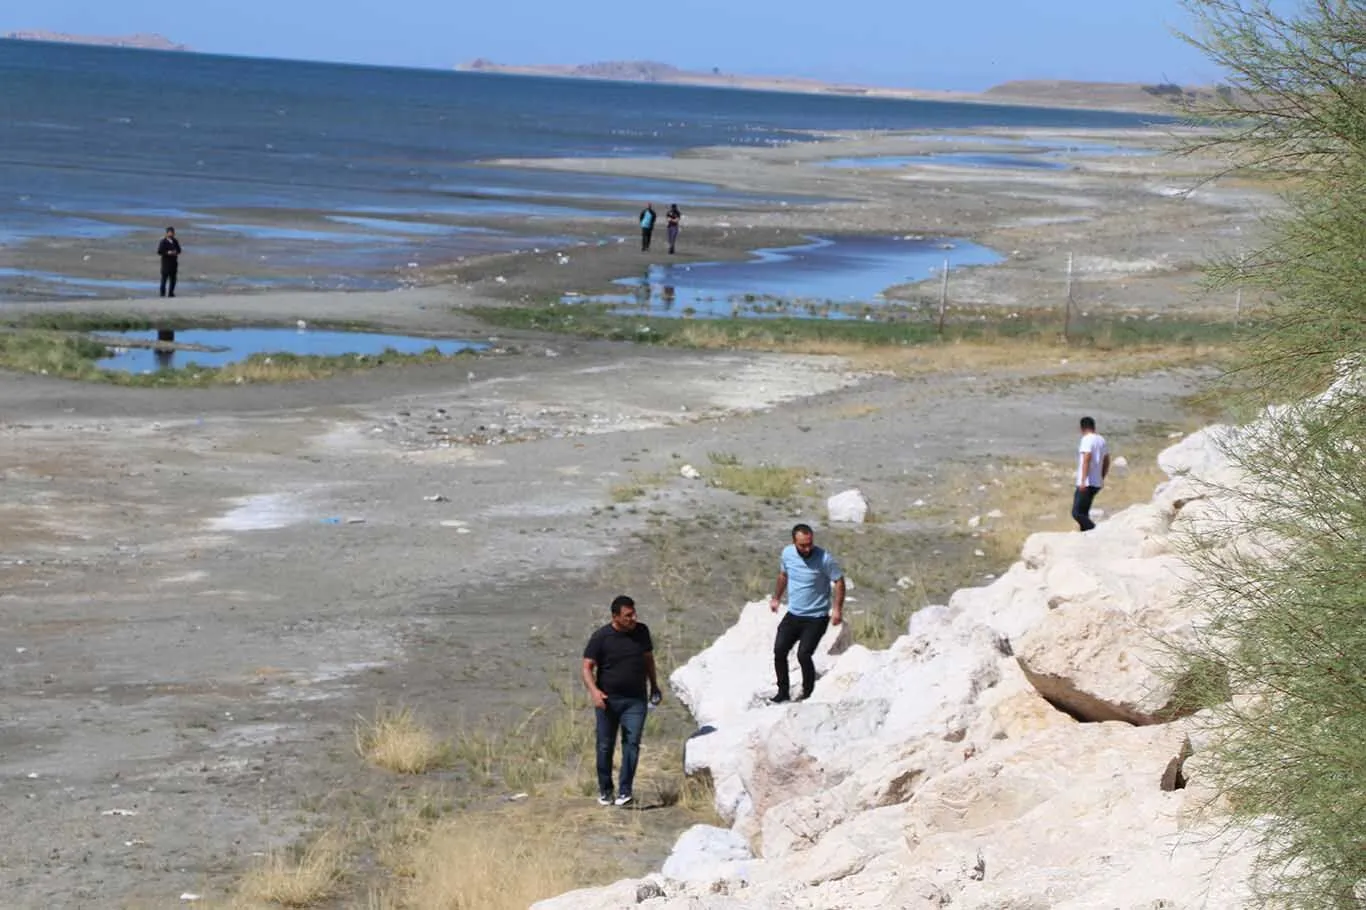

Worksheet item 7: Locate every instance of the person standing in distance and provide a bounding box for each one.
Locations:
[768,524,844,703]
[582,595,661,807]
[639,203,657,251]
[157,226,182,298]
[1072,416,1111,532]
[665,203,682,254]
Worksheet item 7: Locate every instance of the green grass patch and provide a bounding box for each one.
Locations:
[711,464,808,500]
[469,303,1247,351]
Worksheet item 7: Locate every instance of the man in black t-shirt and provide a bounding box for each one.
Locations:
[156,226,182,298]
[582,594,661,807]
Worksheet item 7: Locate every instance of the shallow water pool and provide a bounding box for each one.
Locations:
[573,235,1002,319]
[95,327,485,372]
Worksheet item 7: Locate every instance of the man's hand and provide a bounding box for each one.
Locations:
[649,687,663,706]
[769,595,780,613]
[589,688,607,710]
[831,606,843,627]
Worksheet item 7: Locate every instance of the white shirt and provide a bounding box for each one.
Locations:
[1077,432,1108,487]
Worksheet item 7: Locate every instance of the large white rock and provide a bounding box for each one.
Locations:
[542,419,1275,910]
[672,600,850,730]
[900,722,1256,909]
[826,488,869,523]
[661,825,755,885]
[1015,588,1197,724]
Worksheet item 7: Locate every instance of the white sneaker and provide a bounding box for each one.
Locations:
[613,794,633,807]
[597,793,612,806]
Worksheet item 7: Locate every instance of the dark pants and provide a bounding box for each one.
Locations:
[774,612,830,699]
[595,695,647,798]
[159,261,178,297]
[667,223,679,253]
[1072,485,1101,531]
[641,227,653,251]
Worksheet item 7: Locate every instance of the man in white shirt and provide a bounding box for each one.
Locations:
[1072,416,1110,532]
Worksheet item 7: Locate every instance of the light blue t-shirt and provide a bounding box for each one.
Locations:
[780,544,843,618]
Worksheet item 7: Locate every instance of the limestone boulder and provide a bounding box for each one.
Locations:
[826,488,869,523]
[671,600,849,730]
[899,722,1255,909]
[1013,551,1196,725]
[661,825,755,885]
[711,607,1006,834]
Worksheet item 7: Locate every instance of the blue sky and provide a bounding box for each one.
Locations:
[6,0,1217,90]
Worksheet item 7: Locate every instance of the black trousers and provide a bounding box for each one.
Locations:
[1072,485,1101,531]
[159,261,178,297]
[641,227,653,251]
[774,612,830,699]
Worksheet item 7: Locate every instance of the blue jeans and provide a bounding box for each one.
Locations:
[1072,485,1101,531]
[595,696,647,798]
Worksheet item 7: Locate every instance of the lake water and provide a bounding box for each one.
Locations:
[2,40,1168,247]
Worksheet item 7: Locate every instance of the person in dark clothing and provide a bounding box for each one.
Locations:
[768,523,844,703]
[665,204,682,254]
[639,203,657,251]
[157,227,182,298]
[582,595,661,807]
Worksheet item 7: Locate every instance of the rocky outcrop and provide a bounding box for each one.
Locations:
[534,427,1263,909]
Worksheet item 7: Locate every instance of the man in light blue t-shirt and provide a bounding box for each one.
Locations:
[768,523,845,703]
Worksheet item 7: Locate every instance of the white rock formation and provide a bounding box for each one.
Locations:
[533,426,1264,910]
[826,488,869,523]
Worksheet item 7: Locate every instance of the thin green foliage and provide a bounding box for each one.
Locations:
[1177,3,1366,905]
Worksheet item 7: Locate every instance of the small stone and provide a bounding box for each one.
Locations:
[680,464,702,480]
[636,881,666,902]
[827,489,869,524]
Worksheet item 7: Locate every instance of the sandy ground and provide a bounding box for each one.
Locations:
[0,128,1268,907]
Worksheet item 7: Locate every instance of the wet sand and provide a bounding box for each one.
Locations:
[0,126,1270,906]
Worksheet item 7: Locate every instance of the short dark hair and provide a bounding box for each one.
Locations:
[610,595,636,615]
[1080,416,1096,431]
[791,523,814,540]
[165,226,175,232]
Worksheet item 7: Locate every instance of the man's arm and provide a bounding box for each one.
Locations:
[644,652,661,701]
[1101,453,1111,481]
[1079,450,1092,489]
[831,577,846,625]
[581,658,606,709]
[769,571,788,612]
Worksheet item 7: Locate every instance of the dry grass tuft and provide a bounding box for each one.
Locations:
[237,830,348,907]
[377,809,593,910]
[356,708,451,774]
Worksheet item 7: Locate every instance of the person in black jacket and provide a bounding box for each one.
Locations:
[581,595,661,807]
[157,227,182,298]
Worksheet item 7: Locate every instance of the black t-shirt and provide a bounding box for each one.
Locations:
[583,622,653,699]
[158,237,182,263]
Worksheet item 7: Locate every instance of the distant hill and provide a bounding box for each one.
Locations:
[457,60,1214,114]
[3,30,189,51]
[985,79,1236,111]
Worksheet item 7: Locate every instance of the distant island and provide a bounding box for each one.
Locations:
[4,30,189,51]
[458,59,1223,114]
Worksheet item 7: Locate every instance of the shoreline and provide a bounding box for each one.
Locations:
[0,117,1271,906]
[3,125,1223,318]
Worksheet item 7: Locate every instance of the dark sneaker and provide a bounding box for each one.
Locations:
[614,794,633,807]
[769,693,791,705]
[597,793,612,806]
